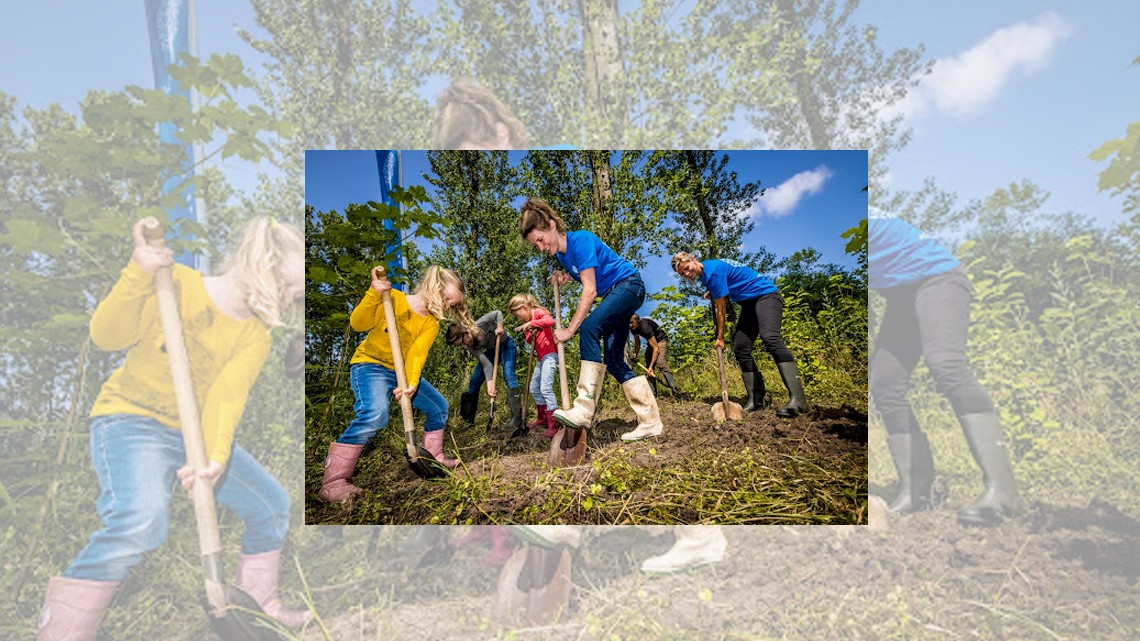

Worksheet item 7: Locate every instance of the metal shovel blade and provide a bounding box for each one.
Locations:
[203,585,286,641]
[546,427,587,467]
[405,446,448,480]
[491,545,572,627]
[404,435,447,479]
[712,400,743,423]
[711,346,743,423]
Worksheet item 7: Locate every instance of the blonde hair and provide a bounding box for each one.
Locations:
[671,251,698,274]
[432,78,529,149]
[518,198,568,239]
[414,266,476,333]
[508,293,540,314]
[218,216,303,328]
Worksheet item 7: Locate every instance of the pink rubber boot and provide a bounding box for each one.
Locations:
[422,430,458,468]
[235,550,313,629]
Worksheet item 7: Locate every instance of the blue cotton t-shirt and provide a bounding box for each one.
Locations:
[868,207,959,289]
[556,230,638,296]
[700,259,777,302]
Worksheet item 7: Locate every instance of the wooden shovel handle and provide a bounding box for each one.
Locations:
[374,265,418,458]
[552,277,571,410]
[139,217,226,609]
[716,345,732,406]
[521,345,534,421]
[490,332,501,389]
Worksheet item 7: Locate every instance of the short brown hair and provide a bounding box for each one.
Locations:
[445,322,483,346]
[518,197,568,239]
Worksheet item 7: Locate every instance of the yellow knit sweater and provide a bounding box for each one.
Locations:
[349,288,438,388]
[89,262,271,465]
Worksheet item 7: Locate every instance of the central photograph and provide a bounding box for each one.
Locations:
[304,149,868,526]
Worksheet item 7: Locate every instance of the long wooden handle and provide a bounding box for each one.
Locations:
[140,218,227,610]
[521,345,534,421]
[374,265,417,458]
[716,345,732,406]
[490,332,501,389]
[552,277,571,410]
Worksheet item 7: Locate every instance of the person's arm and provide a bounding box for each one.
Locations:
[199,326,272,467]
[647,336,660,375]
[529,309,555,329]
[401,320,439,395]
[475,310,500,328]
[630,334,641,360]
[471,347,494,377]
[556,267,597,343]
[91,219,175,351]
[351,268,395,332]
[491,310,504,337]
[89,262,161,352]
[349,289,383,332]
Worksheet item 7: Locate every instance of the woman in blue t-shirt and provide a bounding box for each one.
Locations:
[518,198,664,444]
[671,252,807,417]
[869,208,1018,527]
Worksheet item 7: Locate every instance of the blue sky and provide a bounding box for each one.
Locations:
[2,2,1137,236]
[306,150,867,315]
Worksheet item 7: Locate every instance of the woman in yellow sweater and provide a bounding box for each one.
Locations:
[318,265,473,503]
[37,217,308,640]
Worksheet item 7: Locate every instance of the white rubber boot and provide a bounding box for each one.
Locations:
[620,376,664,441]
[640,526,727,574]
[552,361,606,429]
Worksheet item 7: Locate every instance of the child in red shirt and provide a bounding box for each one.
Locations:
[509,293,559,437]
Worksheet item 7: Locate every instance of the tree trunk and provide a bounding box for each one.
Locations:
[579,0,626,145]
[587,150,615,250]
[777,0,830,149]
[684,150,718,259]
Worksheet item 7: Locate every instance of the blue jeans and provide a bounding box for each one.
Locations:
[579,274,645,383]
[338,362,448,445]
[65,414,290,582]
[529,352,559,407]
[465,334,519,393]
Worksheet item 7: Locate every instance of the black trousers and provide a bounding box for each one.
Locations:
[870,266,995,435]
[733,292,795,374]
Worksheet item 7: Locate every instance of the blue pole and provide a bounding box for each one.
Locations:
[376,150,404,291]
[145,0,199,269]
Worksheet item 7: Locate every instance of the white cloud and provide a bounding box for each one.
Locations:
[752,165,833,218]
[889,11,1072,123]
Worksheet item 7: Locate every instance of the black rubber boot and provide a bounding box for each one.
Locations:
[501,388,525,436]
[741,371,767,412]
[459,391,479,427]
[775,361,807,418]
[394,526,454,568]
[663,371,681,398]
[956,412,1019,527]
[886,432,935,513]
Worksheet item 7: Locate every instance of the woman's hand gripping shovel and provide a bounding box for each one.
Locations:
[373,265,447,480]
[141,218,285,641]
[547,276,587,467]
